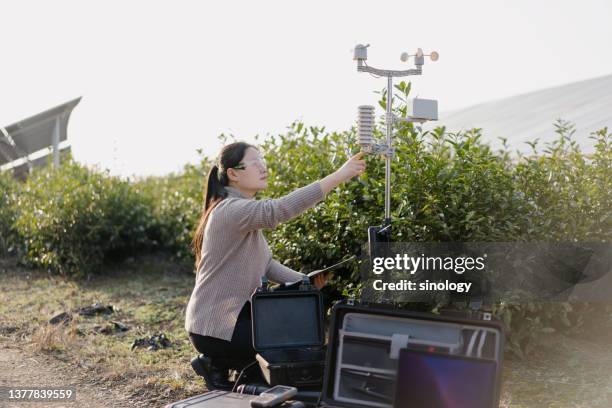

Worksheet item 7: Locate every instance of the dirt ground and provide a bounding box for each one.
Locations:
[0,256,205,408]
[499,334,612,407]
[0,344,133,408]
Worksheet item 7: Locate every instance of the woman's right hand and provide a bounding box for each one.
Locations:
[335,151,366,182]
[312,272,328,290]
[320,151,367,195]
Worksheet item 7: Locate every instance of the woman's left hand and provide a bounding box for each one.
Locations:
[313,273,328,289]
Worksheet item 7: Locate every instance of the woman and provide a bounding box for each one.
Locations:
[185,141,365,389]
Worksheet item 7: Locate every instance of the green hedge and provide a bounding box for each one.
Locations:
[12,160,155,277]
[0,172,19,256]
[261,125,611,259]
[134,158,209,262]
[514,122,611,241]
[258,83,610,286]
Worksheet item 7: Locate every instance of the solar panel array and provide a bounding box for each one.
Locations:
[0,97,80,176]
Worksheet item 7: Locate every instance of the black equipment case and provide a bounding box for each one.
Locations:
[164,390,306,408]
[251,281,327,388]
[318,300,505,408]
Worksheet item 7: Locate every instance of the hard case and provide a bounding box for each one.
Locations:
[251,284,327,388]
[318,300,505,408]
[164,390,305,408]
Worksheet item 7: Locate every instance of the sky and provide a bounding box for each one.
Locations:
[1,0,611,177]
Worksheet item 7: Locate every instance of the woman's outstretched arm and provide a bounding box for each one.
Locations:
[226,151,366,232]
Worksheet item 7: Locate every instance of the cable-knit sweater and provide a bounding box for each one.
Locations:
[185,181,325,340]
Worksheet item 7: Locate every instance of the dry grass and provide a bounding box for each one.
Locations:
[0,255,205,405]
[1,255,611,407]
[29,319,80,353]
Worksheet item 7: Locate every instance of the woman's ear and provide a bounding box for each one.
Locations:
[226,168,239,183]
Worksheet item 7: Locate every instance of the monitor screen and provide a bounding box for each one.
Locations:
[254,295,321,349]
[394,349,497,408]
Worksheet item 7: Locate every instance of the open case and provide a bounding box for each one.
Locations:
[251,283,327,388]
[319,300,504,408]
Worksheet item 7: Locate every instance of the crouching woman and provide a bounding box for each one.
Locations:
[185,141,365,389]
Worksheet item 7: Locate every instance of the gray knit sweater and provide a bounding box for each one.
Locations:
[184,181,325,340]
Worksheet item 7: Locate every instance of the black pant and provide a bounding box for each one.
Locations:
[189,301,256,369]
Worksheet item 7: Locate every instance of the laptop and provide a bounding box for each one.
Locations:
[394,348,497,408]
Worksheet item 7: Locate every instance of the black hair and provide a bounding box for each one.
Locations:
[192,141,256,269]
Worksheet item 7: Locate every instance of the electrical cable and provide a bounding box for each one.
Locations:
[477,330,487,358]
[231,360,258,393]
[466,329,479,356]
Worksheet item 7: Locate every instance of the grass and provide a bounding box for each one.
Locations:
[0,255,203,405]
[1,255,611,407]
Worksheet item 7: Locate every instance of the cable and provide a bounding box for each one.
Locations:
[477,330,487,358]
[466,329,479,356]
[363,61,382,79]
[231,360,258,393]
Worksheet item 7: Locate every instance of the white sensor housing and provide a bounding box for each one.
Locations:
[406,98,438,121]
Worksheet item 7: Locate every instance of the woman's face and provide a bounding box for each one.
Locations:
[227,147,268,193]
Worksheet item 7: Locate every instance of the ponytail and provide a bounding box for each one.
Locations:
[205,164,228,210]
[193,164,227,270]
[192,142,255,270]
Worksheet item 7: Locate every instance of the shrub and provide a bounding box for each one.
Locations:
[13,160,155,277]
[0,171,19,256]
[134,158,209,264]
[259,83,534,290]
[498,124,611,357]
[514,122,611,241]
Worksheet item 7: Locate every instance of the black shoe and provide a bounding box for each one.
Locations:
[191,355,234,391]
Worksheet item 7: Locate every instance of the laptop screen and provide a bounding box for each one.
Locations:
[394,349,497,408]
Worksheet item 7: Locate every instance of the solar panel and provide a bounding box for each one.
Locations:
[0,97,81,166]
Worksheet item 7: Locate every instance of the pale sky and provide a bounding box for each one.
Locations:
[2,0,611,177]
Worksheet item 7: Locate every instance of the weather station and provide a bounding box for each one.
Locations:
[353,44,439,299]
